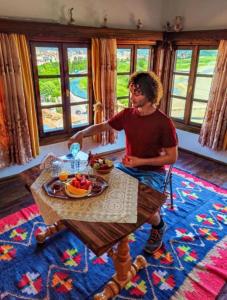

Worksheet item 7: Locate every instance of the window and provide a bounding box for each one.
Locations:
[116,45,153,112]
[31,42,92,139]
[169,46,218,130]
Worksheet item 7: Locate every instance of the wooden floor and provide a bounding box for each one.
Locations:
[0,149,226,218]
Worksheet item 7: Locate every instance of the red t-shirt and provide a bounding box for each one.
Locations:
[108,108,177,172]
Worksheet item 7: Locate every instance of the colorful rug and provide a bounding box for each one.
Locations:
[0,168,226,299]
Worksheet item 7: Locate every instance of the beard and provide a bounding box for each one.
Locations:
[131,98,148,108]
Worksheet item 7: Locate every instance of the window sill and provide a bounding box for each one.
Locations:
[174,122,201,134]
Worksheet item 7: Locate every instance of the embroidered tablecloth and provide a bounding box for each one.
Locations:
[31,168,138,224]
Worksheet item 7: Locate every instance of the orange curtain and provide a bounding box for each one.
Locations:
[199,40,227,151]
[91,38,117,144]
[0,77,10,168]
[0,33,39,167]
[15,34,39,157]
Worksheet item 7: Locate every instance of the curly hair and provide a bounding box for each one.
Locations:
[128,71,163,105]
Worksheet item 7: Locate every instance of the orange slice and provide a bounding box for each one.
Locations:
[66,183,88,196]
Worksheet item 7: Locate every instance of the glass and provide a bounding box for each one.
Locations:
[51,160,62,177]
[69,77,88,102]
[67,159,88,173]
[59,170,69,181]
[71,104,89,127]
[170,97,186,120]
[172,74,189,97]
[193,77,212,100]
[117,48,131,72]
[42,107,64,132]
[39,78,62,105]
[190,101,207,124]
[35,47,60,75]
[67,48,88,74]
[69,143,80,171]
[174,49,192,73]
[129,83,143,96]
[117,75,130,98]
[136,48,150,71]
[197,50,218,75]
[70,143,80,157]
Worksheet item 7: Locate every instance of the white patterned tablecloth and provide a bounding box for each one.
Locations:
[31,168,138,225]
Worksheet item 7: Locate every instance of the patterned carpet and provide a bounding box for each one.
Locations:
[0,168,226,299]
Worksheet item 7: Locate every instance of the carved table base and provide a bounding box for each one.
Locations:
[94,236,147,300]
[36,220,65,243]
[36,224,147,300]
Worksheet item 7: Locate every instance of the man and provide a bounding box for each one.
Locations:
[68,71,178,254]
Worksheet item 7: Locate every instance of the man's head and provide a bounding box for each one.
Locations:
[128,72,163,107]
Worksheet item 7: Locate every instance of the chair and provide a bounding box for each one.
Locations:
[163,165,174,209]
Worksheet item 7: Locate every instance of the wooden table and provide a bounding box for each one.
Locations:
[21,166,166,300]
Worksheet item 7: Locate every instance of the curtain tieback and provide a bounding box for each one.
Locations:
[93,101,103,112]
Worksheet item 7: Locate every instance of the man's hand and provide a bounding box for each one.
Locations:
[68,131,84,149]
[122,146,178,168]
[67,121,112,149]
[122,155,144,168]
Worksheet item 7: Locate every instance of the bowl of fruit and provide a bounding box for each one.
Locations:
[65,173,92,198]
[89,155,114,175]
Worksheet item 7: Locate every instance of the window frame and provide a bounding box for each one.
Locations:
[116,43,154,111]
[30,41,93,141]
[167,43,218,133]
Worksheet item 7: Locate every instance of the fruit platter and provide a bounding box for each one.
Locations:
[88,152,114,174]
[43,173,108,199]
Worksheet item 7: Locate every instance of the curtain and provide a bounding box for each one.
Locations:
[91,38,117,144]
[0,33,39,167]
[0,77,10,168]
[199,40,227,151]
[15,35,39,157]
[154,41,173,113]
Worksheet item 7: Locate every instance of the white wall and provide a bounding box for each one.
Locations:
[177,130,227,164]
[0,0,162,30]
[162,0,227,30]
[1,1,227,31]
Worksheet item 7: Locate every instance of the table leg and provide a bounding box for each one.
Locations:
[36,220,65,243]
[94,236,147,300]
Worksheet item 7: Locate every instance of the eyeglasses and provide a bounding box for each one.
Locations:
[129,83,143,96]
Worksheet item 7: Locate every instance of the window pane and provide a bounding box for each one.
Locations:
[175,50,192,73]
[197,50,218,75]
[172,74,189,97]
[117,49,131,72]
[35,47,60,76]
[71,104,89,127]
[69,77,88,103]
[117,75,129,98]
[42,107,63,132]
[67,48,88,74]
[39,78,62,105]
[194,77,212,100]
[190,101,207,124]
[136,48,150,71]
[116,98,129,113]
[170,97,186,120]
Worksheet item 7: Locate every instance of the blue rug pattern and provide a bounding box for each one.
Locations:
[0,168,226,299]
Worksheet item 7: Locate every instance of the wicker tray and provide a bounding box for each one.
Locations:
[43,174,108,200]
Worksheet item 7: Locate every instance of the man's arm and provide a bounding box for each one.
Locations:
[123,146,178,168]
[68,121,112,148]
